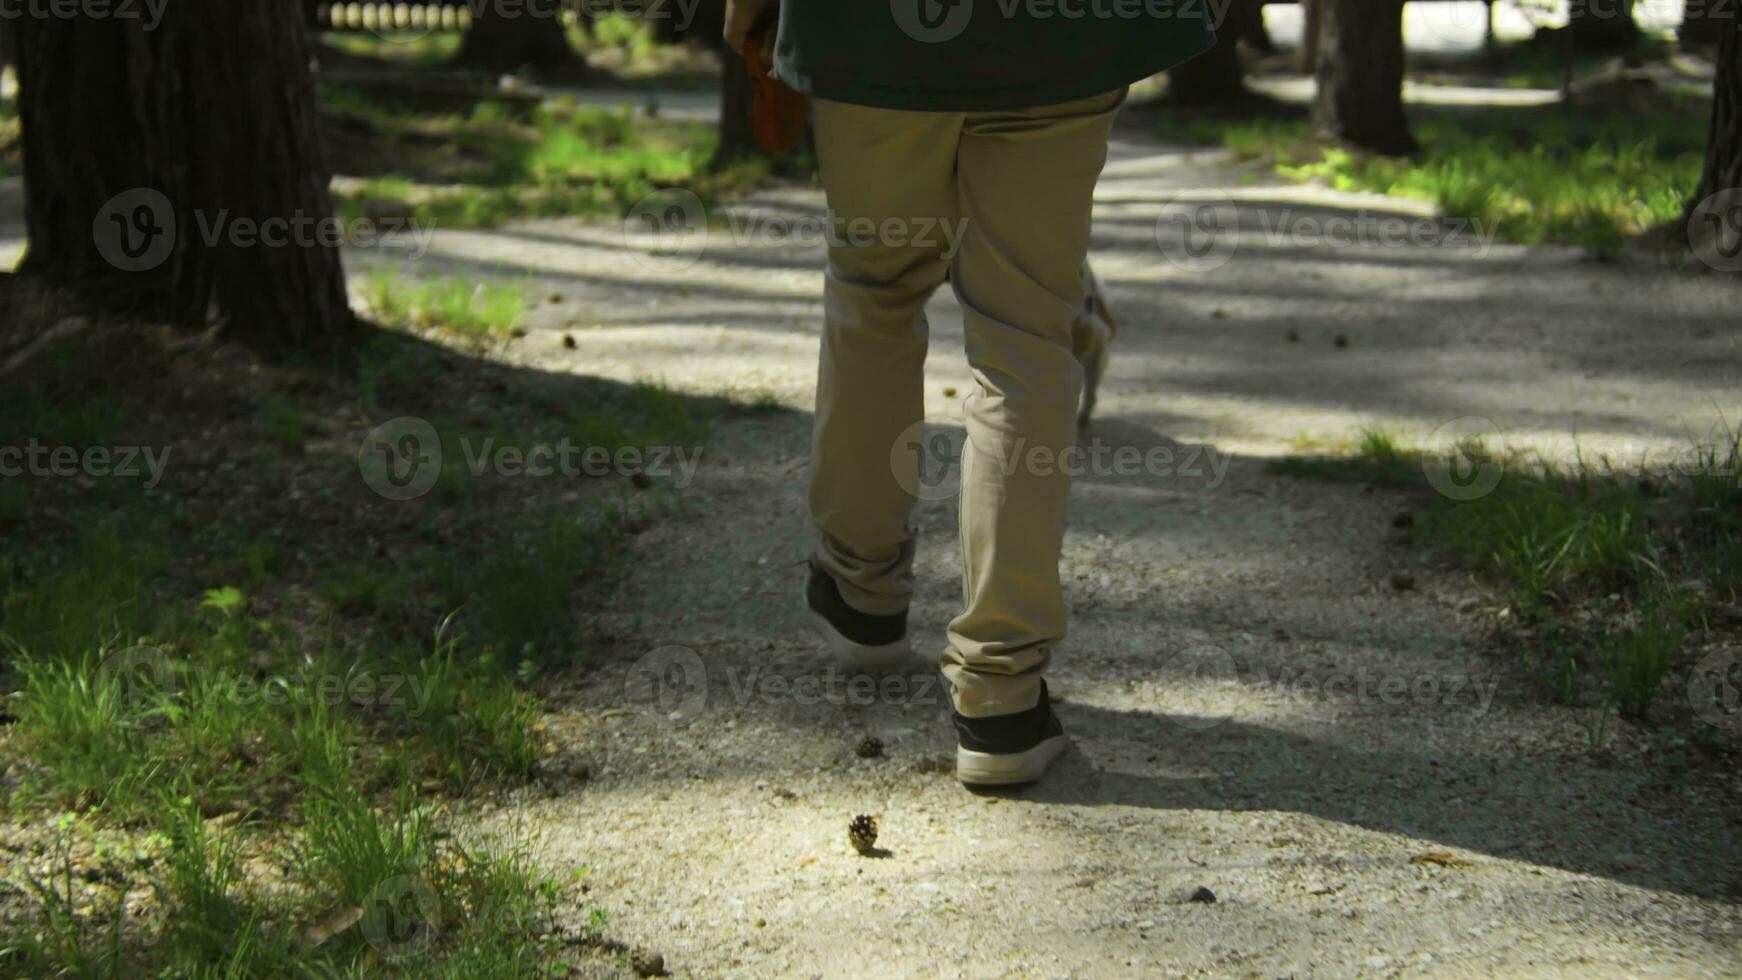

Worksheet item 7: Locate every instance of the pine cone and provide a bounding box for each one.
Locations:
[854,735,884,759]
[848,814,879,855]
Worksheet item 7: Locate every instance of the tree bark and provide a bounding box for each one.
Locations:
[1167,0,1254,105]
[14,0,354,355]
[453,0,580,76]
[1569,0,1638,52]
[1694,13,1742,204]
[1680,0,1728,49]
[710,46,760,171]
[1301,0,1324,72]
[1312,0,1416,155]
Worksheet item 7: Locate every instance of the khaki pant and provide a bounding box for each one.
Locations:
[808,89,1124,719]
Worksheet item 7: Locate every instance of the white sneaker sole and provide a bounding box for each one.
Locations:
[956,734,1068,787]
[804,589,912,671]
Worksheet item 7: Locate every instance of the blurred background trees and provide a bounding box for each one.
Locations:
[0,0,1735,363]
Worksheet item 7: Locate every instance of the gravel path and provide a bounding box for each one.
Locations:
[365,119,1742,977]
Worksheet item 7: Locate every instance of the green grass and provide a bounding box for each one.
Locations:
[255,397,308,453]
[319,30,463,68]
[327,92,762,230]
[1159,101,1708,255]
[1269,428,1736,719]
[0,326,707,975]
[0,518,171,661]
[366,266,526,340]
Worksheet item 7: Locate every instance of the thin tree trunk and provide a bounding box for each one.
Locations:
[1569,0,1638,52]
[14,0,354,355]
[1694,14,1742,204]
[1312,0,1416,155]
[1301,0,1324,72]
[1168,0,1257,104]
[1681,0,1728,49]
[710,47,759,171]
[453,0,579,76]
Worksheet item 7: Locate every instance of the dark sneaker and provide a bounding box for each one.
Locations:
[804,560,911,669]
[953,682,1067,786]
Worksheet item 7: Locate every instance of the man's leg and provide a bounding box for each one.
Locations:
[808,98,961,616]
[943,89,1125,718]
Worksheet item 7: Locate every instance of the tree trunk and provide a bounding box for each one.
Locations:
[1301,0,1324,72]
[710,47,760,171]
[14,0,354,355]
[1694,14,1742,204]
[1312,0,1416,155]
[1235,0,1275,53]
[1681,0,1728,49]
[453,0,579,77]
[1167,0,1257,105]
[1569,0,1638,52]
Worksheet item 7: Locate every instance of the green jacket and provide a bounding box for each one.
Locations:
[773,0,1216,111]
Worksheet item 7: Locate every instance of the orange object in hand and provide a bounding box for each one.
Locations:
[743,31,806,156]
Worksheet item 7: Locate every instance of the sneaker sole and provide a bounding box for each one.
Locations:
[804,587,912,671]
[956,734,1068,787]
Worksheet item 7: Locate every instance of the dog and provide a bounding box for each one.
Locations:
[1072,261,1117,429]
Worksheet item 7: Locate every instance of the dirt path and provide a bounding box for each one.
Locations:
[363,120,1742,977]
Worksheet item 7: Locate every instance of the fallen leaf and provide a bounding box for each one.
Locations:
[1412,851,1471,867]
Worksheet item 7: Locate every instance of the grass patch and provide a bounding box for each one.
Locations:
[1271,428,1740,721]
[365,265,527,341]
[0,321,709,974]
[255,396,308,454]
[1158,99,1708,255]
[326,91,764,229]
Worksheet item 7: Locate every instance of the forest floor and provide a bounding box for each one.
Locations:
[2,71,1742,975]
[369,110,1742,976]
